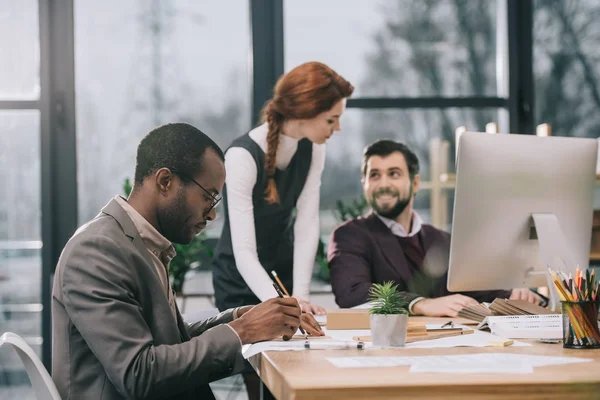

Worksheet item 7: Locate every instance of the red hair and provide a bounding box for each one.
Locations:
[261,62,354,203]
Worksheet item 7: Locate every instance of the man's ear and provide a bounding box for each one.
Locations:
[412,174,421,195]
[155,168,174,195]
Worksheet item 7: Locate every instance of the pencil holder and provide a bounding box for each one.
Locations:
[561,301,600,349]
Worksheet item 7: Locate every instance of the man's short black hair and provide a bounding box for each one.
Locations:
[361,139,420,180]
[134,123,224,185]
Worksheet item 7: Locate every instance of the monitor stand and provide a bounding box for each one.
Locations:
[527,213,576,311]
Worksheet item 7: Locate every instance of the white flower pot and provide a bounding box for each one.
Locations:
[370,314,408,347]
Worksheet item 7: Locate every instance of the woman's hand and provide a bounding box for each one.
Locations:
[293,296,327,315]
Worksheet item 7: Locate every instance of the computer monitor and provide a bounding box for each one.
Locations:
[447,132,597,307]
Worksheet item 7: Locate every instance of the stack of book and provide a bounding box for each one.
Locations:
[456,302,493,322]
[458,298,556,323]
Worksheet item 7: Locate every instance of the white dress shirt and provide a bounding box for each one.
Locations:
[224,123,325,301]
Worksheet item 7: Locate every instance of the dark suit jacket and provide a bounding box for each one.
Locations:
[327,213,511,308]
[52,199,246,400]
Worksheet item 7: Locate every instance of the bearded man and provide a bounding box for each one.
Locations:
[327,139,542,317]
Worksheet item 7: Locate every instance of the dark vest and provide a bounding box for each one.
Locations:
[212,133,313,311]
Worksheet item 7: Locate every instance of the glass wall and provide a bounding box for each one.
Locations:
[285,0,499,98]
[534,0,600,138]
[0,1,42,394]
[318,108,505,234]
[0,2,40,100]
[75,0,252,226]
[285,0,506,235]
[533,0,600,212]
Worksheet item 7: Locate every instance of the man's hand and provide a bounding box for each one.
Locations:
[411,294,478,317]
[228,297,301,344]
[509,288,543,304]
[301,312,325,337]
[293,296,326,315]
[235,305,254,318]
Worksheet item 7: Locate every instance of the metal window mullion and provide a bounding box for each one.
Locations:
[39,0,78,372]
[250,0,283,126]
[347,97,509,109]
[0,100,41,109]
[507,0,534,134]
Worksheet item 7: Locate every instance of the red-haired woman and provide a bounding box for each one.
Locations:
[212,62,354,316]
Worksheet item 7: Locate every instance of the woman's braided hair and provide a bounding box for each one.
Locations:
[261,62,354,203]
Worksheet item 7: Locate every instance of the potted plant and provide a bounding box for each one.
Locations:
[368,281,409,347]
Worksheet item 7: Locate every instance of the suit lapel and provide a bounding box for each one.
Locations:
[100,198,188,345]
[419,225,433,252]
[101,198,164,290]
[365,213,414,284]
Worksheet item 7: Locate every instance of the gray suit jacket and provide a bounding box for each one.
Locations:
[52,198,246,400]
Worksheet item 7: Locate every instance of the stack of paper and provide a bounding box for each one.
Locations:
[458,298,557,323]
[457,302,493,322]
[488,299,556,316]
[477,314,563,339]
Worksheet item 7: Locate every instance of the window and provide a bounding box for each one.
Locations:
[534,0,600,138]
[0,111,42,387]
[0,0,42,391]
[285,0,508,238]
[320,108,506,234]
[75,0,252,225]
[285,0,501,98]
[0,1,40,100]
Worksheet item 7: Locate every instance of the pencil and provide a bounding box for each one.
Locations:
[549,267,600,346]
[271,270,290,296]
[272,282,306,335]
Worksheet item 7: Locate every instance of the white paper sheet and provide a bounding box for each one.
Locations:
[242,339,368,359]
[242,341,306,359]
[406,329,530,349]
[468,353,594,367]
[408,363,534,374]
[326,356,424,368]
[405,354,533,374]
[242,325,530,359]
[323,326,531,348]
[326,353,593,373]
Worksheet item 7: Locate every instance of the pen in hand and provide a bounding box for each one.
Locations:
[272,282,306,335]
[271,270,291,297]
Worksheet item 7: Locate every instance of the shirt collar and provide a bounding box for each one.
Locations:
[376,211,423,238]
[114,195,176,262]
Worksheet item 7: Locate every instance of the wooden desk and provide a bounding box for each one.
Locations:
[249,317,600,400]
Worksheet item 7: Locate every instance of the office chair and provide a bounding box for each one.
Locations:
[0,332,61,400]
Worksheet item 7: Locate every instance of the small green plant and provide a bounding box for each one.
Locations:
[123,177,133,199]
[123,177,212,293]
[333,197,369,222]
[367,281,409,315]
[314,238,329,282]
[170,240,212,293]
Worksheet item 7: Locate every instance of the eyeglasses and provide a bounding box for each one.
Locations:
[170,169,222,213]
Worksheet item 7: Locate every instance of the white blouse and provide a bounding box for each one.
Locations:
[223,123,325,301]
